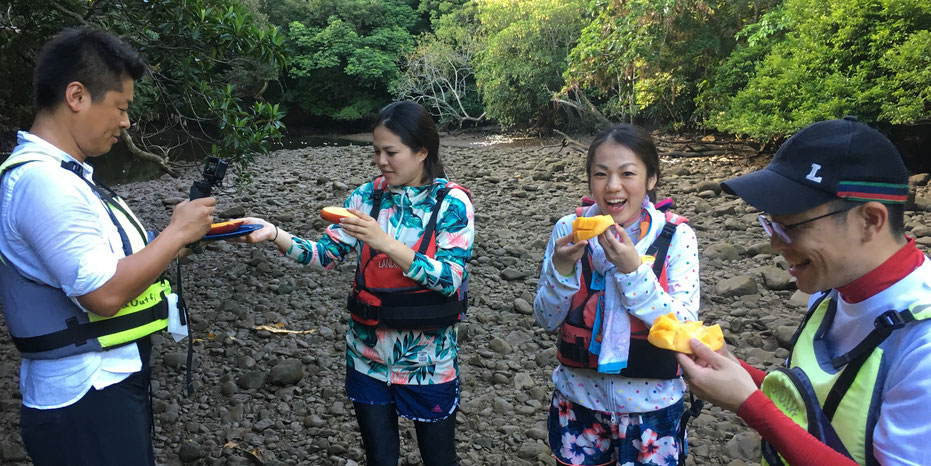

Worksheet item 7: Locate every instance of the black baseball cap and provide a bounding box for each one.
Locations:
[721,117,909,215]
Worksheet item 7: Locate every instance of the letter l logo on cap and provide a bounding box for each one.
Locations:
[806,163,823,183]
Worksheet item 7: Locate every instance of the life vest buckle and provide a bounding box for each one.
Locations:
[875,310,908,330]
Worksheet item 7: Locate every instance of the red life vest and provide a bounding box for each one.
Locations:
[556,206,688,379]
[347,177,470,329]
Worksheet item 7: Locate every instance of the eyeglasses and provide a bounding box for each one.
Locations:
[757,205,857,244]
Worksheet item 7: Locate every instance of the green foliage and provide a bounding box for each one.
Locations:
[282,0,422,120]
[564,0,776,128]
[704,0,931,140]
[416,0,471,30]
[0,0,287,179]
[878,29,931,124]
[129,0,288,177]
[209,87,286,184]
[694,5,788,126]
[473,0,587,129]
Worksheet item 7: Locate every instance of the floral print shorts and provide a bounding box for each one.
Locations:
[548,390,685,465]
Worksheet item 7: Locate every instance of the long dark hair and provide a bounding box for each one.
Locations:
[374,101,445,184]
[586,124,661,201]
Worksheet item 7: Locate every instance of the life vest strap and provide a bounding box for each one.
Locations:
[557,335,587,364]
[60,160,135,257]
[819,308,918,420]
[355,181,456,294]
[88,178,148,246]
[557,318,678,377]
[676,391,704,464]
[830,309,914,369]
[348,294,464,329]
[418,187,450,255]
[646,221,677,278]
[10,299,169,354]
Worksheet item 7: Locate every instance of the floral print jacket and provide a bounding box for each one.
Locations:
[285,177,474,385]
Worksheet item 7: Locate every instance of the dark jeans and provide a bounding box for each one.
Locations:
[353,401,458,466]
[20,367,155,466]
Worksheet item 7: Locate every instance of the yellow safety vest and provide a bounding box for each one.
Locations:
[760,291,931,465]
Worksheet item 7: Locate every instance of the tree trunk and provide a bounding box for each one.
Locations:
[119,130,180,177]
[554,130,587,153]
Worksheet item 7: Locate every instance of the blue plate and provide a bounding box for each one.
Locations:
[202,223,263,241]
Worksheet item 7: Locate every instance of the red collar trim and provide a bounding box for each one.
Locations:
[838,237,924,303]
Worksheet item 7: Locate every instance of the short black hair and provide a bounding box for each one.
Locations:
[33,28,146,111]
[830,198,906,238]
[374,101,445,183]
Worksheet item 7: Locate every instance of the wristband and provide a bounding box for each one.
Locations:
[272,226,279,242]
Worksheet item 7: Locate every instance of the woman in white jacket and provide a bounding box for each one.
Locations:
[534,124,700,466]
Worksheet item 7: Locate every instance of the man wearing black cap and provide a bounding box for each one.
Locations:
[676,117,931,465]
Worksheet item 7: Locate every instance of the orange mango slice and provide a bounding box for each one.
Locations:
[320,206,357,223]
[571,215,615,242]
[647,312,724,354]
[208,219,244,235]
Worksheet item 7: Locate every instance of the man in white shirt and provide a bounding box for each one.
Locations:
[0,28,215,465]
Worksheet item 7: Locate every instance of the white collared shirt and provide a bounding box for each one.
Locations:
[0,131,141,409]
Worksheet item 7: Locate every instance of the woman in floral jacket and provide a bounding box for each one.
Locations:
[240,101,473,466]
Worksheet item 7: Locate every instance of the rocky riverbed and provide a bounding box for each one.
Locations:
[1,137,929,465]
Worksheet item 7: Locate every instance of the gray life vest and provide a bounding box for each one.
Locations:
[0,151,170,360]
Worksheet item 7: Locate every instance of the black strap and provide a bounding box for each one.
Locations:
[369,187,386,222]
[90,179,149,246]
[830,309,914,369]
[176,259,194,397]
[11,299,169,354]
[354,186,387,289]
[580,247,594,289]
[348,294,463,329]
[556,335,588,364]
[418,187,450,255]
[677,392,704,464]
[821,309,914,420]
[646,221,677,278]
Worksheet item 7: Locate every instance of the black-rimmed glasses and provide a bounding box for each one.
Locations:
[757,204,857,244]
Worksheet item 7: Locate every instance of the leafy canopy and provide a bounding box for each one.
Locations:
[703,0,931,140]
[283,0,422,121]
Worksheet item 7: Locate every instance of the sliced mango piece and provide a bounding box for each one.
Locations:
[571,215,615,242]
[320,206,357,223]
[208,219,244,235]
[647,312,724,354]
